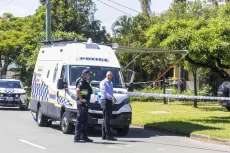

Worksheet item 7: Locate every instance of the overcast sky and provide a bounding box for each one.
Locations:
[0,0,172,34]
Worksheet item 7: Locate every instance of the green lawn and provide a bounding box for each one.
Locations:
[131,101,230,139]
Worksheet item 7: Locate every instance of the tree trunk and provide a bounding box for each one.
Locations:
[2,55,10,76]
[163,75,167,104]
[193,67,198,108]
[213,0,218,6]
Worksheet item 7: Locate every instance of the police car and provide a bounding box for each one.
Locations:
[0,77,28,110]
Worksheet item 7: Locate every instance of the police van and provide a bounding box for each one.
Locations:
[29,38,132,136]
[0,77,28,110]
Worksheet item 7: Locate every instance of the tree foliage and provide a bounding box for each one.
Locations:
[112,0,230,95]
[0,0,108,86]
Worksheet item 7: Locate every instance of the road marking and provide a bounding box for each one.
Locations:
[124,144,132,147]
[108,145,117,148]
[19,139,46,150]
[158,148,165,151]
[107,145,121,149]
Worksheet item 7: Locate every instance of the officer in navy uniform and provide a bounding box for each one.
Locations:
[74,69,93,143]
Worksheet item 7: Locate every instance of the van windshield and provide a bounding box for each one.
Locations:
[69,65,125,88]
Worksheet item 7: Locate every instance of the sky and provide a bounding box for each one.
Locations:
[0,0,172,34]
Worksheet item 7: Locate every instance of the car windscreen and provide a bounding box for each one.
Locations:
[69,65,125,88]
[0,81,22,88]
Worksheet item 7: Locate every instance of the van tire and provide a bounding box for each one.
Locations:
[61,112,74,134]
[116,125,129,136]
[37,107,46,127]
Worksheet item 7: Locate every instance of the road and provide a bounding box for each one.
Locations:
[0,107,230,153]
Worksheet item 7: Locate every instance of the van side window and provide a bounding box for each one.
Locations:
[60,65,67,83]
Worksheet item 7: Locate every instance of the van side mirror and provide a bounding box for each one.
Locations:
[57,78,64,90]
[125,69,136,84]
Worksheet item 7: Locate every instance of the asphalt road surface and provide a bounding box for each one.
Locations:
[0,107,230,153]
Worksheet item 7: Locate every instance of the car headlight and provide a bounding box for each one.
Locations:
[72,102,77,109]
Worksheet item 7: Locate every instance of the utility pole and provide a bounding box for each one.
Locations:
[46,0,51,42]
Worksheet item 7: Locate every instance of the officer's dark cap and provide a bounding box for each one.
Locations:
[82,69,91,75]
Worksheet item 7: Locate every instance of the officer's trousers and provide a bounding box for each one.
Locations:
[101,99,113,138]
[74,103,88,139]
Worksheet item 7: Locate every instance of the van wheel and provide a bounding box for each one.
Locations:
[61,112,74,134]
[37,107,46,127]
[226,106,230,112]
[116,125,129,136]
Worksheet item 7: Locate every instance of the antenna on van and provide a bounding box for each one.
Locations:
[87,38,93,44]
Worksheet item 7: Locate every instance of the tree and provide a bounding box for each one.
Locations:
[174,0,186,3]
[37,0,106,42]
[0,14,35,76]
[112,15,134,44]
[139,0,151,16]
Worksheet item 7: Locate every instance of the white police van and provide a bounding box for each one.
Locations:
[0,77,28,110]
[29,38,133,136]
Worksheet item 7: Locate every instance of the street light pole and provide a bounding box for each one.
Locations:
[46,0,51,42]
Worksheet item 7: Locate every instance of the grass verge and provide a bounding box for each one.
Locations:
[131,101,230,139]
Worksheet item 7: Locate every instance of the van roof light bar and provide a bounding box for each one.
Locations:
[39,38,120,49]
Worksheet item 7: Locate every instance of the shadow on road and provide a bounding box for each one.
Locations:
[47,123,230,152]
[0,107,29,111]
[50,123,183,139]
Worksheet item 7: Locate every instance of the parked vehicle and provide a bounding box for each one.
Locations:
[217,81,230,111]
[29,38,133,136]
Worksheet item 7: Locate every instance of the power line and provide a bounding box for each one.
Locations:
[106,0,141,14]
[0,0,17,8]
[97,0,133,17]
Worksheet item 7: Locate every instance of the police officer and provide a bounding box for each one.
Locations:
[74,69,93,143]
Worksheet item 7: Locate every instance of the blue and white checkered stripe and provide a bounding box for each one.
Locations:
[32,74,73,107]
[31,74,49,102]
[68,91,77,101]
[5,89,14,94]
[57,96,72,107]
[32,82,49,102]
[94,92,101,104]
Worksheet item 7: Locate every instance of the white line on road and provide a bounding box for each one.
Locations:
[19,139,46,150]
[107,145,121,149]
[158,148,165,151]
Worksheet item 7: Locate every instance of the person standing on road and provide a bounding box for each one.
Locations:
[100,71,117,141]
[74,69,93,143]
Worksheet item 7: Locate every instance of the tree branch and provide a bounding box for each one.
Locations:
[185,55,230,80]
[216,57,230,69]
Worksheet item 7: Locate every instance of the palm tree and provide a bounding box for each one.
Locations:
[111,15,133,41]
[138,0,151,16]
[174,0,186,3]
